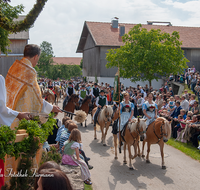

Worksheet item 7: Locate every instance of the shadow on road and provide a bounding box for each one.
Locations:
[108,157,174,190]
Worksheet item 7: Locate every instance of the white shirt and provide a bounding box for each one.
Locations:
[180,99,189,112]
[0,75,19,126]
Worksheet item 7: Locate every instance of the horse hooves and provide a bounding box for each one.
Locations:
[123,161,127,165]
[142,155,145,158]
[129,167,134,170]
[103,144,107,146]
[114,156,118,160]
[146,160,150,163]
[80,123,83,126]
[162,166,166,169]
[85,125,87,128]
[94,137,97,140]
[137,154,141,157]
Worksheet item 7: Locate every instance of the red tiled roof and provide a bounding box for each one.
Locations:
[77,21,200,52]
[52,57,82,65]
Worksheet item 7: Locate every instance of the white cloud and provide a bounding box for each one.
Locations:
[9,0,200,57]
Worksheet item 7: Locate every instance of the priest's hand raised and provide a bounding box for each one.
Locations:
[17,112,31,120]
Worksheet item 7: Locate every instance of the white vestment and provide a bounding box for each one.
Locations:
[0,75,19,126]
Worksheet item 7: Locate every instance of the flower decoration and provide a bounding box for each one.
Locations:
[125,105,130,108]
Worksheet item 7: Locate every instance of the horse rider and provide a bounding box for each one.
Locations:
[93,90,108,127]
[62,81,76,109]
[90,83,100,107]
[79,84,88,107]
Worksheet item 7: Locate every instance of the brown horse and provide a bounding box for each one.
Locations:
[43,89,55,104]
[79,95,92,127]
[54,85,61,104]
[114,118,147,169]
[92,106,113,146]
[141,117,171,169]
[63,94,79,119]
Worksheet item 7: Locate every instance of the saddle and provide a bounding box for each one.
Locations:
[120,121,129,142]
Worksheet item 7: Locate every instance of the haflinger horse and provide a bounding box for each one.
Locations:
[63,94,79,119]
[141,117,171,169]
[43,89,55,104]
[54,85,61,104]
[115,118,147,170]
[92,106,113,146]
[79,95,92,127]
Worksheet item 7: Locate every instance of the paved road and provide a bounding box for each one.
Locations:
[56,101,200,190]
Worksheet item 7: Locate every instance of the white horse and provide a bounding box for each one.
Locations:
[92,106,113,146]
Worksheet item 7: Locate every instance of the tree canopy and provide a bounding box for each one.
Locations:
[106,24,188,86]
[0,0,48,33]
[0,2,24,53]
[36,41,82,80]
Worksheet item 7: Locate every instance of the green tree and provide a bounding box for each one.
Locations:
[38,41,54,77]
[0,2,24,53]
[106,24,188,86]
[0,0,48,33]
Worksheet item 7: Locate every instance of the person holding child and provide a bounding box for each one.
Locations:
[62,129,92,185]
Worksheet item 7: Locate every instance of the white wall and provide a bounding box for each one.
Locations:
[86,76,164,90]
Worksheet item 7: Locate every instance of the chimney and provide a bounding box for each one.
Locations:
[111,17,119,28]
[119,25,125,36]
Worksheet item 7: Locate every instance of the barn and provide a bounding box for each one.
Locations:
[0,16,29,78]
[76,19,200,88]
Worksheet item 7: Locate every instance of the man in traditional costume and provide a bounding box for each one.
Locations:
[4,44,61,185]
[79,85,88,106]
[93,90,108,127]
[63,81,76,109]
[90,83,99,110]
[0,75,30,188]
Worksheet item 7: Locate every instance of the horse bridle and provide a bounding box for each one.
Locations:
[128,121,146,142]
[153,120,168,143]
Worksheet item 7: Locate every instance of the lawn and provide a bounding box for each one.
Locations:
[84,184,93,190]
[166,138,200,161]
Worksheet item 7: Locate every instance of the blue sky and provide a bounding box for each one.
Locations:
[10,0,200,57]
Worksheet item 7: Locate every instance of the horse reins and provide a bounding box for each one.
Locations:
[153,120,167,143]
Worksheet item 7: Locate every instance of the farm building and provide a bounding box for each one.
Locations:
[76,19,200,88]
[52,57,82,65]
[0,16,29,78]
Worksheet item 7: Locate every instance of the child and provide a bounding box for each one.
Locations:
[62,129,92,185]
[168,96,175,114]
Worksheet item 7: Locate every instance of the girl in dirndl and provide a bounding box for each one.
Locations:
[62,129,92,185]
[143,92,158,128]
[118,93,135,131]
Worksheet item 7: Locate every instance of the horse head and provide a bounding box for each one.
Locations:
[100,106,113,123]
[155,117,171,142]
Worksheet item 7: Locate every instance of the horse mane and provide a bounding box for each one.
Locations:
[82,95,91,105]
[99,106,113,122]
[128,118,147,133]
[68,94,77,102]
[128,118,138,133]
[157,117,171,139]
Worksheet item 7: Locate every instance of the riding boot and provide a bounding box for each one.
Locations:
[94,107,100,127]
[63,96,68,110]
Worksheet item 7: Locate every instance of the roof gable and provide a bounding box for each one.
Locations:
[77,21,200,52]
[52,57,82,65]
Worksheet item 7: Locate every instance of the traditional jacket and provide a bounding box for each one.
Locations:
[79,90,88,99]
[92,88,99,97]
[96,96,108,107]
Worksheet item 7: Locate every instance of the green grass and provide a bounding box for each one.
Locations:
[84,184,93,190]
[166,138,200,161]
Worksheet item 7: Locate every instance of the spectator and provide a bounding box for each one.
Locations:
[191,101,199,115]
[62,129,92,185]
[180,95,189,112]
[34,161,62,190]
[189,94,196,110]
[37,168,73,190]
